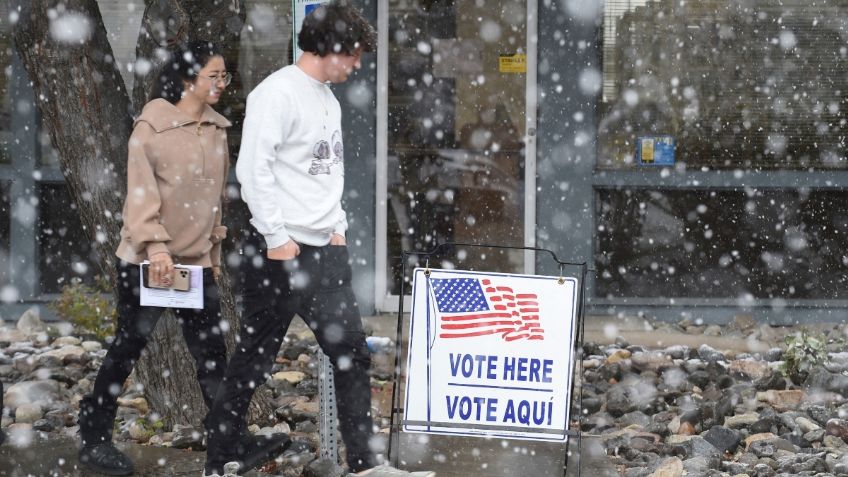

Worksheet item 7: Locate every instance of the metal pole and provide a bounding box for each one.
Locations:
[563,263,588,477]
[318,352,339,463]
[388,251,409,467]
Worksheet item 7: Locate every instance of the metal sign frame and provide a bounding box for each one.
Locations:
[387,242,587,477]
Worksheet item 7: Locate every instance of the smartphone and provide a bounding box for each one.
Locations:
[142,264,191,291]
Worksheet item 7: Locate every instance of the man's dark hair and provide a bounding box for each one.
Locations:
[298,1,377,57]
[151,40,223,104]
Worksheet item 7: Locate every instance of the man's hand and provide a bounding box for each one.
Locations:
[149,252,174,286]
[212,266,221,280]
[329,234,346,246]
[268,240,301,260]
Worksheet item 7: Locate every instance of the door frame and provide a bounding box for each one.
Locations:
[374,0,540,312]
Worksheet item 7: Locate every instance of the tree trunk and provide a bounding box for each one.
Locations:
[12,0,130,286]
[13,0,275,429]
[132,0,246,109]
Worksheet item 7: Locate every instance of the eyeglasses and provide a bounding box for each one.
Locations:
[202,72,232,86]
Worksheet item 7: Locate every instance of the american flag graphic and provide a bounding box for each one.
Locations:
[430,277,544,341]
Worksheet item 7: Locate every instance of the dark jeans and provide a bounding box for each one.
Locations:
[205,230,375,472]
[79,261,228,446]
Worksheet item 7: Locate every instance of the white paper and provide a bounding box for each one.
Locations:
[139,262,204,310]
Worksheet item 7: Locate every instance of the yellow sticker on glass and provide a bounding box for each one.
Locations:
[499,54,527,73]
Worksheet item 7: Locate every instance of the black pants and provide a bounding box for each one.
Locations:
[205,230,375,472]
[79,261,228,446]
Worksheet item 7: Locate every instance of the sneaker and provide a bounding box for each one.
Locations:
[348,464,436,477]
[203,461,241,477]
[78,442,135,476]
[205,433,291,476]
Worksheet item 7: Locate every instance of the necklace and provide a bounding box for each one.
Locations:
[311,80,329,131]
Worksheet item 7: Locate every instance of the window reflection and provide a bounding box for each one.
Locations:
[226,1,294,290]
[387,0,527,294]
[0,182,10,288]
[0,3,12,166]
[225,1,294,160]
[38,185,97,294]
[596,188,848,299]
[599,0,848,169]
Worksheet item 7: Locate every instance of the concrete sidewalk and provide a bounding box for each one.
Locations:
[0,436,215,476]
[361,313,779,353]
[0,434,617,476]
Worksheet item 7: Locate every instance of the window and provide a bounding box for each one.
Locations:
[599,0,848,170]
[225,1,294,160]
[386,0,528,294]
[0,182,10,288]
[37,185,97,294]
[595,1,848,304]
[222,2,295,290]
[0,2,12,166]
[596,188,848,299]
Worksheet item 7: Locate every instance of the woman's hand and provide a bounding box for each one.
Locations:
[329,233,346,246]
[149,252,174,286]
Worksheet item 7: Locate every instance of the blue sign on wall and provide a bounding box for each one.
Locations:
[293,0,330,62]
[637,136,676,166]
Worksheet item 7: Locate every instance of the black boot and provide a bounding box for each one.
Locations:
[78,396,117,447]
[79,442,135,476]
[78,395,133,475]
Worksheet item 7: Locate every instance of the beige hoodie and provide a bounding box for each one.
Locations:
[115,99,232,268]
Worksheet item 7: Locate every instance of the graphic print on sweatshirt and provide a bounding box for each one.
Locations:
[308,130,343,175]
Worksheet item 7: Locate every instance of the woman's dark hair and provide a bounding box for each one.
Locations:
[298,0,377,57]
[151,41,223,104]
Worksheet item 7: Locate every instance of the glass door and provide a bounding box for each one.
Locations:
[377,0,536,309]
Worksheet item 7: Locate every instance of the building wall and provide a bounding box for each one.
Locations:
[338,0,379,313]
[8,0,848,322]
[535,0,597,278]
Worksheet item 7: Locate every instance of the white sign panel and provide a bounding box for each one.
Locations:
[403,268,579,442]
[292,0,330,63]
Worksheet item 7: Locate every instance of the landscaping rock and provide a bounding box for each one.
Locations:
[648,457,683,477]
[703,426,741,454]
[16,308,44,335]
[13,403,43,424]
[4,380,61,411]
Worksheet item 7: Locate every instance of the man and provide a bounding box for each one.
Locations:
[203,2,389,475]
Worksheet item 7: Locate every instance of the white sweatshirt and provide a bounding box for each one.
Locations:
[236,65,348,249]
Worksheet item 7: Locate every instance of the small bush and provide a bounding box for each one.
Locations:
[49,276,116,342]
[780,328,842,383]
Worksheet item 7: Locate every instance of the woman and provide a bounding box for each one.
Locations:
[77,41,287,476]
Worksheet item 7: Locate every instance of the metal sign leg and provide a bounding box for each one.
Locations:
[388,251,409,468]
[318,352,340,463]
